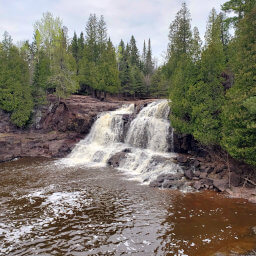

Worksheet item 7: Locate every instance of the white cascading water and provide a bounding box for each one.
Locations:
[61,100,182,183]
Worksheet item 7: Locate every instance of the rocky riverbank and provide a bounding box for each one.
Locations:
[150,145,256,204]
[0,95,153,162]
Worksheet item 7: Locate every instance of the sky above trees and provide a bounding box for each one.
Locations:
[0,0,226,63]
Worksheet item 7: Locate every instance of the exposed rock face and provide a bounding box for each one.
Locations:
[0,95,153,162]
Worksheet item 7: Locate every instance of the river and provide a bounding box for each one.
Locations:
[0,157,256,256]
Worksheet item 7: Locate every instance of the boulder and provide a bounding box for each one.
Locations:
[213,179,229,192]
[107,152,127,167]
[162,180,184,189]
[184,169,194,180]
[176,155,188,164]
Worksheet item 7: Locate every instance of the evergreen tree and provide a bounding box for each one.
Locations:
[168,2,192,59]
[150,67,169,97]
[221,4,256,166]
[221,0,255,26]
[131,66,144,97]
[168,3,194,134]
[98,39,120,96]
[189,9,226,144]
[145,39,154,75]
[119,43,133,96]
[71,32,79,74]
[129,35,140,67]
[85,14,98,62]
[191,27,202,63]
[0,32,33,127]
[32,50,51,104]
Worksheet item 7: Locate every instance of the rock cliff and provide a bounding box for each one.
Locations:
[0,95,153,162]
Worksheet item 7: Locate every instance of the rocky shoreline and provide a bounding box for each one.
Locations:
[150,149,256,204]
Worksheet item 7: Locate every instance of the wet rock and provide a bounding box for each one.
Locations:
[194,171,201,177]
[193,181,202,190]
[122,148,132,153]
[201,178,213,187]
[176,155,188,164]
[165,173,183,180]
[162,180,184,189]
[107,152,127,167]
[213,179,229,192]
[184,169,194,180]
[199,172,208,179]
[193,179,213,190]
[194,160,200,168]
[149,180,161,188]
[230,172,242,187]
[156,174,166,183]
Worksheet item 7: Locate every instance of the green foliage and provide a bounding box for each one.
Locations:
[79,15,120,96]
[221,0,256,26]
[221,5,256,166]
[0,33,33,127]
[150,67,169,97]
[98,40,120,94]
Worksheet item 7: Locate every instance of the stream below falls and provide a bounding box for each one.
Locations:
[0,157,256,256]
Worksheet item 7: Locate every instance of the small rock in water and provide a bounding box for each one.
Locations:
[177,155,188,164]
[149,180,161,188]
[156,174,166,183]
[184,169,194,180]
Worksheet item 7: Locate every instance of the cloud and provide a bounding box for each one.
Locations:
[0,0,227,63]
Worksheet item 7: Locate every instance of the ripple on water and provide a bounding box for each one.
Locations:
[0,158,256,256]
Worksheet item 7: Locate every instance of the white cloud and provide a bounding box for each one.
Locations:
[0,0,227,63]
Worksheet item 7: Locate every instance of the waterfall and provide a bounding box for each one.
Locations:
[61,100,182,183]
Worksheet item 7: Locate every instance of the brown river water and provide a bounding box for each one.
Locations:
[0,157,256,256]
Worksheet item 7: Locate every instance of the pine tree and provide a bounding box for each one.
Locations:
[129,35,140,67]
[168,2,192,59]
[85,14,98,63]
[145,39,154,75]
[221,0,255,26]
[189,9,226,144]
[221,4,256,166]
[168,3,194,134]
[0,32,33,127]
[98,39,120,96]
[71,32,79,74]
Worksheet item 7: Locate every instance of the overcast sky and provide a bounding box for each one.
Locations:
[0,0,227,63]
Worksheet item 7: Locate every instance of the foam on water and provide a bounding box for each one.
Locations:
[60,100,182,184]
